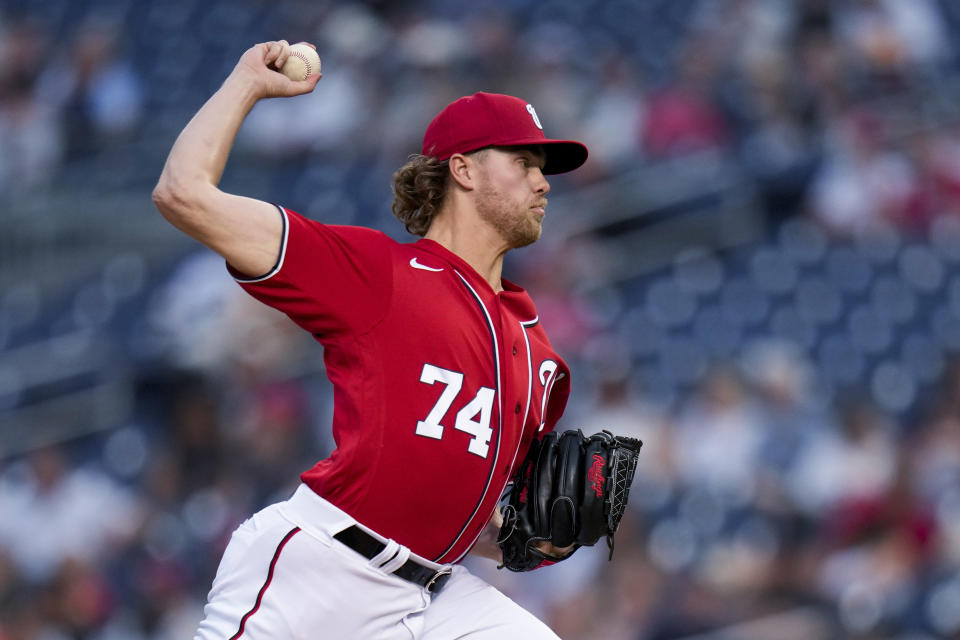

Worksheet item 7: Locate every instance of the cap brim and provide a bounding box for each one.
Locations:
[491,138,588,174]
[540,140,589,175]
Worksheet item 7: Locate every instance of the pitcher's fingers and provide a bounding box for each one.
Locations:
[277,72,321,96]
[261,41,281,67]
[272,39,291,70]
[298,73,322,92]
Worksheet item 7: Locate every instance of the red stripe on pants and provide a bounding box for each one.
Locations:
[229,526,301,639]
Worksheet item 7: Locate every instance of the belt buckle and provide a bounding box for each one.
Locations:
[424,567,452,592]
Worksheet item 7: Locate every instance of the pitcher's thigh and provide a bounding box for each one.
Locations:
[419,567,560,640]
[195,516,424,640]
[194,516,305,640]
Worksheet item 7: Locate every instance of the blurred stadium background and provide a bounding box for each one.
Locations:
[4,0,960,638]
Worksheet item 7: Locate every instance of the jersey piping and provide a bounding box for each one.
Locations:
[508,316,539,478]
[232,204,290,283]
[440,270,503,564]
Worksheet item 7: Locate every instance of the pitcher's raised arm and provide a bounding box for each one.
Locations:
[151,41,321,277]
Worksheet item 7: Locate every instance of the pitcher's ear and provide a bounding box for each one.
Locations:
[448,153,476,190]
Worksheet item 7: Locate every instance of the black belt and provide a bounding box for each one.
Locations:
[333,525,452,593]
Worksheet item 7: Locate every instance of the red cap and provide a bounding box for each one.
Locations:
[422,92,588,175]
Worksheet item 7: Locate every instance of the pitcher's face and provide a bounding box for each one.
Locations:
[473,147,550,249]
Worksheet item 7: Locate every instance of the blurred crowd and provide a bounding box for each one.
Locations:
[4,0,960,234]
[5,0,960,638]
[0,14,142,196]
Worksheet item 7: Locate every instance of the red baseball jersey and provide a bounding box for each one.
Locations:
[231,206,570,564]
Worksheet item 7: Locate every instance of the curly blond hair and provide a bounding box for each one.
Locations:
[391,150,488,236]
[391,154,451,237]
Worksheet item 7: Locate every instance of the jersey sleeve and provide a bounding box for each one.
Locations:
[227,205,393,337]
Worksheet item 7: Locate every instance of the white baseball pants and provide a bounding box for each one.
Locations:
[193,484,560,639]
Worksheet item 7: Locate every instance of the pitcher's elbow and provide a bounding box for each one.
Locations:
[152,177,195,224]
[152,179,175,216]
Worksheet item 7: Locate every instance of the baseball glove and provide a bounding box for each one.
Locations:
[497,429,642,572]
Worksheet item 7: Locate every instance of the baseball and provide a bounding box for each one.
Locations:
[280,43,321,81]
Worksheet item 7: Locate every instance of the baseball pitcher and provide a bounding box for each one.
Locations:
[153,41,641,640]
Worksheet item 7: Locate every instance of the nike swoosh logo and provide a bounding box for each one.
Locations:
[409,257,444,272]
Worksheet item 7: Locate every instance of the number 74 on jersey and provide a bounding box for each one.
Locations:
[415,364,494,458]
